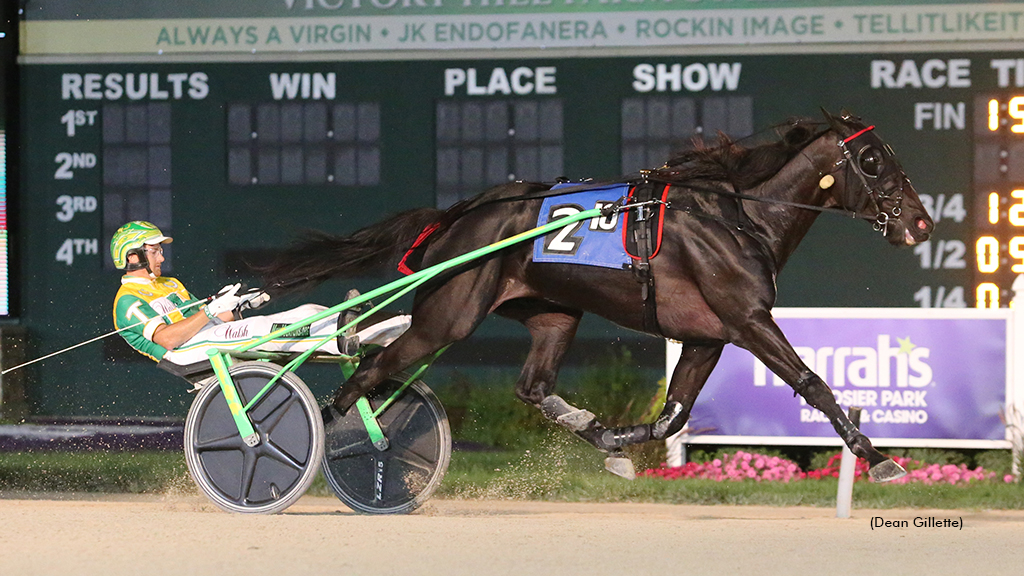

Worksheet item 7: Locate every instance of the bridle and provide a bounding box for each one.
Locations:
[832,125,907,236]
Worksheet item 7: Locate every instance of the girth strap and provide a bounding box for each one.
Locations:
[625,182,663,336]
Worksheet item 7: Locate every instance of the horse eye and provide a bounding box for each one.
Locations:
[859,147,884,177]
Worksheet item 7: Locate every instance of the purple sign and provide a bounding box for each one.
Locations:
[678,316,1007,443]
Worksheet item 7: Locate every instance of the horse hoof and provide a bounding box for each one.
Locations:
[540,395,596,432]
[556,409,596,432]
[604,456,636,480]
[869,458,907,483]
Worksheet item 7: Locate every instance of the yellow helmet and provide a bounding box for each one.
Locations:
[110,221,172,271]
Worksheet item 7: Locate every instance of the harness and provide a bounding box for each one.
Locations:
[621,180,670,334]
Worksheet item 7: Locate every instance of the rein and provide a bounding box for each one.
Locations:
[642,174,858,218]
[443,166,861,228]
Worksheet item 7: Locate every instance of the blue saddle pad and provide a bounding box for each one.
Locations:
[532,184,631,269]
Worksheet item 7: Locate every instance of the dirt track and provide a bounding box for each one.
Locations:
[2,494,1023,576]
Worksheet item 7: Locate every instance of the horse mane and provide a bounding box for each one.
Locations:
[654,119,828,190]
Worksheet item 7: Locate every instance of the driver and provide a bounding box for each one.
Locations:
[110,221,409,368]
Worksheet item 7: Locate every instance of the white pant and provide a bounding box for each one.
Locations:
[162,304,410,366]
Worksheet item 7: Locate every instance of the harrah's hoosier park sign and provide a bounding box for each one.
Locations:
[669,309,1019,449]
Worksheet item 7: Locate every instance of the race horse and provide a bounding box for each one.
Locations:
[262,109,934,482]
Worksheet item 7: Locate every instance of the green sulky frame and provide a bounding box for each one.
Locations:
[205,206,607,449]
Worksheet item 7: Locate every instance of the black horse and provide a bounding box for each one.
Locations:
[263,110,934,482]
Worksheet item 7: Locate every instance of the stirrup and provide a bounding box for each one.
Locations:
[338,289,362,356]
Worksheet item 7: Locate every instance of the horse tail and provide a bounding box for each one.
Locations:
[260,207,443,295]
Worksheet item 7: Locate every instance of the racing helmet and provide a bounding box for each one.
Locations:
[110,221,172,272]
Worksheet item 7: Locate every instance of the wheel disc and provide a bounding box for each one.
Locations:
[321,379,451,514]
[184,362,324,514]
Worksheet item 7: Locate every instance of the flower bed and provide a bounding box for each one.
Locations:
[641,450,1014,485]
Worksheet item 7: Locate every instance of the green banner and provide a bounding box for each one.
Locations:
[22,0,1006,20]
[20,2,1024,54]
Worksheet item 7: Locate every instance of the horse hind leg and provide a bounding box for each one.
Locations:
[499,299,695,480]
[496,300,637,478]
[332,261,500,412]
[537,395,690,480]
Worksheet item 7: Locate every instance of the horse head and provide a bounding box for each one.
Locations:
[821,109,934,246]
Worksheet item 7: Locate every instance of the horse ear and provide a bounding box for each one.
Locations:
[820,108,844,132]
[839,108,856,120]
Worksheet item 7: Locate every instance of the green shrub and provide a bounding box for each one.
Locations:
[972,450,1013,476]
[561,347,659,426]
[885,448,968,466]
[691,446,793,465]
[434,370,550,450]
[435,346,664,452]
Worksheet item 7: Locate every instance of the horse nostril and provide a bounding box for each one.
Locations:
[916,217,929,231]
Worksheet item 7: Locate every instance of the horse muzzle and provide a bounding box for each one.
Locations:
[901,216,932,246]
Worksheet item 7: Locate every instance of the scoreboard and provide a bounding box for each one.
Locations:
[16,50,1024,414]
[974,88,1024,308]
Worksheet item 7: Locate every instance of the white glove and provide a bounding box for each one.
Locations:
[238,287,271,311]
[206,283,241,318]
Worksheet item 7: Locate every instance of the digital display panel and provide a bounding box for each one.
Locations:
[973,90,1024,308]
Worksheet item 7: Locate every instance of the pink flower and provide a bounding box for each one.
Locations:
[642,450,1006,486]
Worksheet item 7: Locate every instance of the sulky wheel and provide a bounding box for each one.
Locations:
[321,378,451,514]
[183,361,324,514]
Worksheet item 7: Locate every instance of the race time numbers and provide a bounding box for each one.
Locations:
[973,92,1024,307]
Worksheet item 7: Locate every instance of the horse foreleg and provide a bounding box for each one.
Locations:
[546,343,723,451]
[732,311,907,482]
[536,395,685,480]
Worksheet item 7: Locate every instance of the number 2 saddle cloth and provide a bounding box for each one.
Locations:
[532,182,669,269]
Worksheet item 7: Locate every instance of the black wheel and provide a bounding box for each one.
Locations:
[184,361,324,514]
[321,379,451,514]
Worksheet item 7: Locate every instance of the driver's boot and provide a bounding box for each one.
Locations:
[337,289,362,356]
